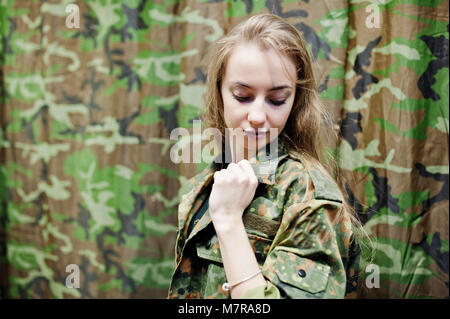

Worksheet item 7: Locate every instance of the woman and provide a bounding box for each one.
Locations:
[168,14,364,299]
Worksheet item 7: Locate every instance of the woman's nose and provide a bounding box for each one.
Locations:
[247,100,266,126]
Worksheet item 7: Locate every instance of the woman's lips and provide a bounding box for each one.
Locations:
[243,129,268,140]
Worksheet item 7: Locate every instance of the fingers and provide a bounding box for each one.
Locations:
[227,162,247,184]
[213,165,242,183]
[213,161,258,189]
[237,160,258,186]
[213,170,223,181]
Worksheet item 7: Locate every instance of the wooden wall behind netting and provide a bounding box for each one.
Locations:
[0,0,448,298]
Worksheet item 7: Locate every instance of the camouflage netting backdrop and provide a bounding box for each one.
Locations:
[0,0,448,298]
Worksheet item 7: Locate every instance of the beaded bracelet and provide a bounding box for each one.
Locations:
[222,270,262,292]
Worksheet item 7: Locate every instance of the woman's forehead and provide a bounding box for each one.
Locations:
[223,42,297,87]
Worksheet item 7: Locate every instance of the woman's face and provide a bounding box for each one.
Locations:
[220,42,297,160]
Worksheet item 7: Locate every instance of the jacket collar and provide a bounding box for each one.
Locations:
[177,138,289,242]
[209,137,289,185]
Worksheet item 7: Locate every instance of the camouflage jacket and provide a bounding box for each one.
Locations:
[168,140,360,299]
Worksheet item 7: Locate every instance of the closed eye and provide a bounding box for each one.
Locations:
[269,99,286,106]
[232,94,286,106]
[232,94,252,103]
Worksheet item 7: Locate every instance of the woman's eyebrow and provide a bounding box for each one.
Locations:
[233,82,292,91]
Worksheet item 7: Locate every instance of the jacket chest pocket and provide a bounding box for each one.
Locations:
[195,236,228,298]
[270,250,331,297]
[196,232,222,263]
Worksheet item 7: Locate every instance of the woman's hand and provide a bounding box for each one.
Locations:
[209,159,259,233]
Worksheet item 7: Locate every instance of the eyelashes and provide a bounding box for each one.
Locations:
[233,95,252,103]
[232,94,286,106]
[269,99,287,106]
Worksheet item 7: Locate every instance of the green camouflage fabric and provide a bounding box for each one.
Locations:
[168,139,359,299]
[0,0,448,299]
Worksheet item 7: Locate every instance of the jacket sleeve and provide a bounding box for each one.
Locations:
[241,199,347,299]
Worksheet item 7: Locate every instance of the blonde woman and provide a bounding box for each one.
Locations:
[168,14,363,299]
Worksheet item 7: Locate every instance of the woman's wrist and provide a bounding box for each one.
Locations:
[210,209,245,235]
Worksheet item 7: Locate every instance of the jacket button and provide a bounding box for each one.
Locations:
[298,269,306,278]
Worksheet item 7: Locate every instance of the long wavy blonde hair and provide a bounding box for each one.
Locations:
[202,14,324,159]
[201,13,373,263]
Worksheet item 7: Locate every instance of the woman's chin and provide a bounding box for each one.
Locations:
[244,136,268,150]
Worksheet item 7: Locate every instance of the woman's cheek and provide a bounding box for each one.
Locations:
[224,100,243,125]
